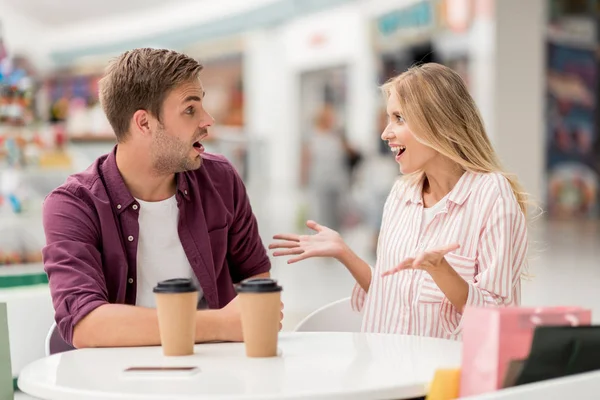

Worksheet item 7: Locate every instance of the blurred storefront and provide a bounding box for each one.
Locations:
[3,0,597,230]
[545,0,600,219]
[0,46,71,266]
[241,1,376,235]
[370,0,477,102]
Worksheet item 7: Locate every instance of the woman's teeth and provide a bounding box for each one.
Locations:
[391,146,406,156]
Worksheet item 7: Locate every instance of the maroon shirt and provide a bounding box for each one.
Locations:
[42,146,271,345]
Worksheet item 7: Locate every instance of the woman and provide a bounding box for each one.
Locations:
[269,63,529,340]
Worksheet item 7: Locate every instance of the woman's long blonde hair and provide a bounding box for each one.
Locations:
[382,63,530,217]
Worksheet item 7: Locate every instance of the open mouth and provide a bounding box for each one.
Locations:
[192,141,204,154]
[391,145,406,159]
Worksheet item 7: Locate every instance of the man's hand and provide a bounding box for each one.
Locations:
[215,297,244,342]
[214,297,284,342]
[280,301,284,330]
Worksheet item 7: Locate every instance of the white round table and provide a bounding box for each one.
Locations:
[18,332,461,400]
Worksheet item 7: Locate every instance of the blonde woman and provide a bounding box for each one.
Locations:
[269,63,528,340]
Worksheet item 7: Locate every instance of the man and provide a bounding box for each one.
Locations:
[43,48,276,350]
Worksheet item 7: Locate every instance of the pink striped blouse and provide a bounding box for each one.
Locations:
[351,171,528,340]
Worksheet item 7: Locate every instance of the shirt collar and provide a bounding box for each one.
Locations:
[405,170,476,207]
[101,145,192,215]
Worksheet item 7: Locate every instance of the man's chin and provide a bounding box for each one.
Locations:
[185,156,203,171]
[171,160,201,174]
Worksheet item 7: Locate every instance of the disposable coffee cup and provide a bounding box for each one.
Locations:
[153,278,198,356]
[236,278,283,357]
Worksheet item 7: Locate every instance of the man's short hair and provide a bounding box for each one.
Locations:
[99,48,204,142]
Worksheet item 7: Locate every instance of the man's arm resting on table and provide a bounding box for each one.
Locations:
[72,303,238,348]
[73,272,272,348]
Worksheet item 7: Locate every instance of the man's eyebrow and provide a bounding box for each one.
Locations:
[183,95,202,103]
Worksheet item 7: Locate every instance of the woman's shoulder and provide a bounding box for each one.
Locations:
[467,171,510,191]
[466,171,521,209]
[469,171,513,192]
[388,171,519,206]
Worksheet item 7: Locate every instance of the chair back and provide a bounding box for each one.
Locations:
[294,297,363,332]
[45,322,74,356]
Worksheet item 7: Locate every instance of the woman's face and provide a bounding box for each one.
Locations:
[381,93,439,174]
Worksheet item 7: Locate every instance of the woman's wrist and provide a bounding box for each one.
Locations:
[334,241,352,263]
[335,242,363,272]
[334,241,372,292]
[424,256,451,275]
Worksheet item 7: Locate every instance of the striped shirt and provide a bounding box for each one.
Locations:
[351,171,528,340]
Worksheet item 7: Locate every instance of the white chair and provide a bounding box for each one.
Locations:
[44,323,55,357]
[0,285,54,379]
[294,297,363,332]
[45,322,74,356]
[1,303,38,399]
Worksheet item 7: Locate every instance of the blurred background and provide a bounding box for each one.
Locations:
[0,0,599,355]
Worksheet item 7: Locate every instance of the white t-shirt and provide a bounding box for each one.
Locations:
[421,192,450,235]
[134,195,203,308]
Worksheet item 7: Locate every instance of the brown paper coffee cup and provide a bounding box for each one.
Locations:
[236,278,283,357]
[154,279,198,356]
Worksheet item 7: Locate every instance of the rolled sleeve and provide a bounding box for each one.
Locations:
[42,188,109,345]
[439,283,504,336]
[439,195,527,336]
[226,165,271,282]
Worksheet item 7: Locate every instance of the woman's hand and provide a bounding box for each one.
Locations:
[381,243,460,276]
[269,220,347,264]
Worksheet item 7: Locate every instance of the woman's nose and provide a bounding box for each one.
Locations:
[381,126,393,141]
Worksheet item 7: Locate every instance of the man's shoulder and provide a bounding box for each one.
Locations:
[194,153,238,181]
[201,152,235,169]
[45,154,109,204]
[184,153,245,209]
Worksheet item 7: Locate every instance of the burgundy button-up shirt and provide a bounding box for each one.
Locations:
[42,146,271,345]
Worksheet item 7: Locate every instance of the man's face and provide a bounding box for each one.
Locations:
[150,79,214,174]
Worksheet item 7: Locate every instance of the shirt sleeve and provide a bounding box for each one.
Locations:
[42,188,109,346]
[225,165,271,282]
[440,194,528,336]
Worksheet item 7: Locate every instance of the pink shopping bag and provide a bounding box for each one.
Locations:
[459,306,591,397]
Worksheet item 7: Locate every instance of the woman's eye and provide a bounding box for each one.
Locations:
[396,115,404,123]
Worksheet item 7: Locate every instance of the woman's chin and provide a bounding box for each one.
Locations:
[398,164,414,175]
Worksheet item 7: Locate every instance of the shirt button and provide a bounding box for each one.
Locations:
[117,204,122,210]
[128,278,134,284]
[128,235,134,242]
[132,204,138,210]
[184,190,188,195]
